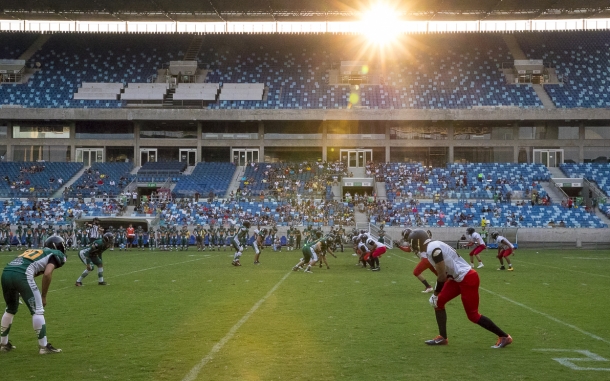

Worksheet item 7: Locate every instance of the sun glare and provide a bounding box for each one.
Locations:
[361,3,402,45]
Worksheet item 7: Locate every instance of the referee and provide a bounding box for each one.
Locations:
[88,217,101,242]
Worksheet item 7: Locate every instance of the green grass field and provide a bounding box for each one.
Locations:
[1,245,610,381]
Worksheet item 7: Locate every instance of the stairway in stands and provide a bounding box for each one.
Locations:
[163,88,175,106]
[184,36,204,61]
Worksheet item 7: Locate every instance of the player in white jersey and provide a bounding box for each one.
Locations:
[491,231,515,271]
[251,228,267,265]
[408,229,513,349]
[465,227,485,268]
[362,235,386,271]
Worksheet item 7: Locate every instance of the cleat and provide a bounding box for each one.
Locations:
[371,267,380,271]
[422,287,434,293]
[425,335,448,346]
[39,343,62,354]
[0,341,16,352]
[75,282,83,287]
[292,266,300,271]
[254,261,260,265]
[304,269,313,273]
[492,335,513,349]
[98,282,107,286]
[497,266,506,271]
[507,267,514,271]
[470,264,474,268]
[477,263,485,269]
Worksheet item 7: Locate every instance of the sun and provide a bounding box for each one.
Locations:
[360,3,402,45]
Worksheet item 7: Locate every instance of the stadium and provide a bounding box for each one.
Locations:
[1,0,610,380]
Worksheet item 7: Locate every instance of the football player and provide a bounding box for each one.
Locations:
[408,229,512,348]
[252,227,267,265]
[1,236,66,354]
[491,231,515,271]
[465,227,485,268]
[292,231,324,273]
[394,228,437,293]
[362,234,386,271]
[231,221,251,266]
[75,232,114,286]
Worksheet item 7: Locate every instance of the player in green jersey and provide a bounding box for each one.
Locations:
[292,231,326,273]
[148,227,156,251]
[1,236,66,354]
[231,221,251,266]
[180,225,190,251]
[75,233,114,286]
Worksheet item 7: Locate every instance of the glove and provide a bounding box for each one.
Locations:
[429,294,438,308]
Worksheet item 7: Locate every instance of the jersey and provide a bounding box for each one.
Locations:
[80,238,107,259]
[496,235,514,250]
[234,225,249,241]
[424,241,472,282]
[468,232,485,246]
[3,248,66,278]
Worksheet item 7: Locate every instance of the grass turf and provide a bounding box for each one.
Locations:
[1,246,609,380]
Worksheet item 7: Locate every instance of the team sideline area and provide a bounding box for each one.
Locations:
[0,247,608,380]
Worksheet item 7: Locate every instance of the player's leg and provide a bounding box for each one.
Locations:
[414,259,434,292]
[252,241,261,264]
[472,245,485,268]
[231,237,243,266]
[92,257,106,285]
[497,250,505,270]
[75,250,92,286]
[503,248,514,270]
[304,249,318,273]
[459,271,511,347]
[1,272,19,351]
[427,279,461,344]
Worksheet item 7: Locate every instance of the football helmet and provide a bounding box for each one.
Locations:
[408,229,431,253]
[402,228,413,240]
[466,227,475,235]
[490,231,500,240]
[102,232,115,245]
[259,228,268,236]
[44,236,66,254]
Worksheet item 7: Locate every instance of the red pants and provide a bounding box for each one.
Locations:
[371,246,386,258]
[497,248,513,258]
[413,258,438,277]
[469,245,486,256]
[436,270,482,324]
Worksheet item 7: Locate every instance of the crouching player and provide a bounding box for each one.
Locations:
[395,228,437,293]
[231,221,251,266]
[408,229,512,348]
[465,227,485,268]
[75,232,114,286]
[491,231,515,271]
[363,234,386,271]
[292,231,326,273]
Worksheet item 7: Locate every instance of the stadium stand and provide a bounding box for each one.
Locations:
[137,161,187,182]
[173,83,219,101]
[0,33,39,60]
[560,163,610,197]
[0,162,82,198]
[516,31,610,108]
[64,162,134,198]
[172,162,236,198]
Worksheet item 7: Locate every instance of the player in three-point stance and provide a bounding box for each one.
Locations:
[465,227,485,268]
[491,231,515,271]
[292,231,327,273]
[1,236,67,354]
[75,232,114,286]
[408,229,512,348]
[395,228,437,293]
[362,234,386,271]
[231,221,251,266]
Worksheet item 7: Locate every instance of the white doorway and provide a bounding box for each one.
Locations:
[76,148,104,166]
[232,149,259,166]
[180,149,197,166]
[340,149,372,168]
[533,149,564,167]
[140,148,157,166]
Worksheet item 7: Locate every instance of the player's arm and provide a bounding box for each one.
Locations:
[431,248,447,296]
[41,262,57,307]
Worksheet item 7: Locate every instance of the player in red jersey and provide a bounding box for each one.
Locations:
[465,227,485,268]
[395,229,437,293]
[409,229,512,349]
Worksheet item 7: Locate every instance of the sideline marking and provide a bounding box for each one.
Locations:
[182,271,292,381]
[481,287,610,345]
[533,349,610,371]
[392,252,610,345]
[50,256,212,293]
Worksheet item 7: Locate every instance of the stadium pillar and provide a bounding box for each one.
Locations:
[69,122,75,161]
[578,123,585,163]
[197,122,202,164]
[322,122,327,161]
[258,121,264,162]
[134,122,141,166]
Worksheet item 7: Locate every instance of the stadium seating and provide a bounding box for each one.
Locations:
[0,32,39,60]
[73,82,123,100]
[382,163,550,201]
[0,162,82,198]
[66,162,134,198]
[173,83,219,101]
[137,161,187,183]
[560,163,610,197]
[516,31,610,108]
[172,162,236,197]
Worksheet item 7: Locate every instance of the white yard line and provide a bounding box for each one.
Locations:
[392,252,610,345]
[480,287,610,345]
[182,271,292,381]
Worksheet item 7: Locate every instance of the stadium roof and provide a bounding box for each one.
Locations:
[1,0,610,22]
